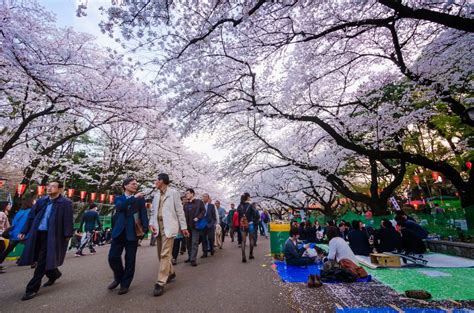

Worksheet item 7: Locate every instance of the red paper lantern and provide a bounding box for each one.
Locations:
[100,193,106,202]
[413,175,420,185]
[37,185,46,196]
[467,161,472,170]
[16,183,27,196]
[80,191,87,201]
[431,172,440,181]
[108,195,114,204]
[90,192,97,201]
[67,188,75,198]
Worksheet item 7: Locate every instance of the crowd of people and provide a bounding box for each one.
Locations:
[0,174,272,301]
[283,210,430,270]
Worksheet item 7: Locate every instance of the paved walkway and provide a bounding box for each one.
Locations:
[0,237,290,313]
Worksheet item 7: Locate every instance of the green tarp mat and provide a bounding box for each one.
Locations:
[366,267,474,301]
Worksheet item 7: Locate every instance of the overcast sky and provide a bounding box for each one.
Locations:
[41,0,227,162]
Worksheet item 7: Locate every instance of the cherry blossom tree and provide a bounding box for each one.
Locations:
[96,0,473,208]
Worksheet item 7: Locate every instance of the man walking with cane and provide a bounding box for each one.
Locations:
[149,174,189,297]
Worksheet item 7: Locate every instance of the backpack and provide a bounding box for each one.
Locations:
[320,268,357,283]
[240,204,250,230]
[339,259,368,278]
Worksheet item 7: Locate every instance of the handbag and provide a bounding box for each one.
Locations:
[133,212,145,238]
[195,217,207,230]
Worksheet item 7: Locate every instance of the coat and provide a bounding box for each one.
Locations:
[18,196,73,270]
[112,195,149,241]
[150,188,187,238]
[204,203,217,228]
[184,199,206,230]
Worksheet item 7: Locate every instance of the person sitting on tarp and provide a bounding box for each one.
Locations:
[395,216,426,254]
[347,220,371,256]
[283,227,316,266]
[338,222,349,241]
[395,215,428,239]
[326,226,358,264]
[374,219,401,253]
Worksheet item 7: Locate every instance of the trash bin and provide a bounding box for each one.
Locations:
[270,222,290,256]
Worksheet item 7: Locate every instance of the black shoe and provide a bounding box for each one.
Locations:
[43,272,62,287]
[90,248,96,254]
[242,258,247,263]
[118,287,129,295]
[184,259,191,263]
[108,280,120,290]
[171,259,177,265]
[210,251,215,256]
[21,292,37,301]
[201,254,208,258]
[249,255,255,260]
[75,251,85,257]
[167,273,176,283]
[191,261,197,267]
[153,284,164,297]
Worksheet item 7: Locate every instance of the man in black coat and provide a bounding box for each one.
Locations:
[201,193,217,257]
[18,181,73,301]
[347,220,371,256]
[183,188,206,266]
[374,219,401,253]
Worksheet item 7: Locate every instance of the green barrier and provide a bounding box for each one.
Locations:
[464,205,474,230]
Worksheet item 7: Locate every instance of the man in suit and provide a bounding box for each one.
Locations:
[183,188,206,266]
[18,181,73,301]
[107,177,149,295]
[201,193,217,257]
[149,173,189,297]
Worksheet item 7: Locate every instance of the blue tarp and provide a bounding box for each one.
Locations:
[274,261,372,283]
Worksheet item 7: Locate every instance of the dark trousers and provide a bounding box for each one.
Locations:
[259,221,265,236]
[220,222,227,243]
[236,227,242,245]
[26,231,61,293]
[0,240,19,264]
[180,237,187,253]
[202,227,215,254]
[172,238,183,260]
[287,257,315,266]
[108,230,138,288]
[187,229,201,262]
[241,229,254,259]
[253,226,259,245]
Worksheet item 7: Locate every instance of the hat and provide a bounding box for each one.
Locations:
[157,173,170,184]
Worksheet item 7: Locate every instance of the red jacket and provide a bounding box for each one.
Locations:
[232,211,240,227]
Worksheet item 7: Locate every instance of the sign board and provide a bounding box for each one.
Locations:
[389,197,401,211]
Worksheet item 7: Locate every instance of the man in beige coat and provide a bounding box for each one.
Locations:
[149,174,189,297]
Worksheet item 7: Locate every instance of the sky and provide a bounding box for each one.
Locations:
[41,0,228,162]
